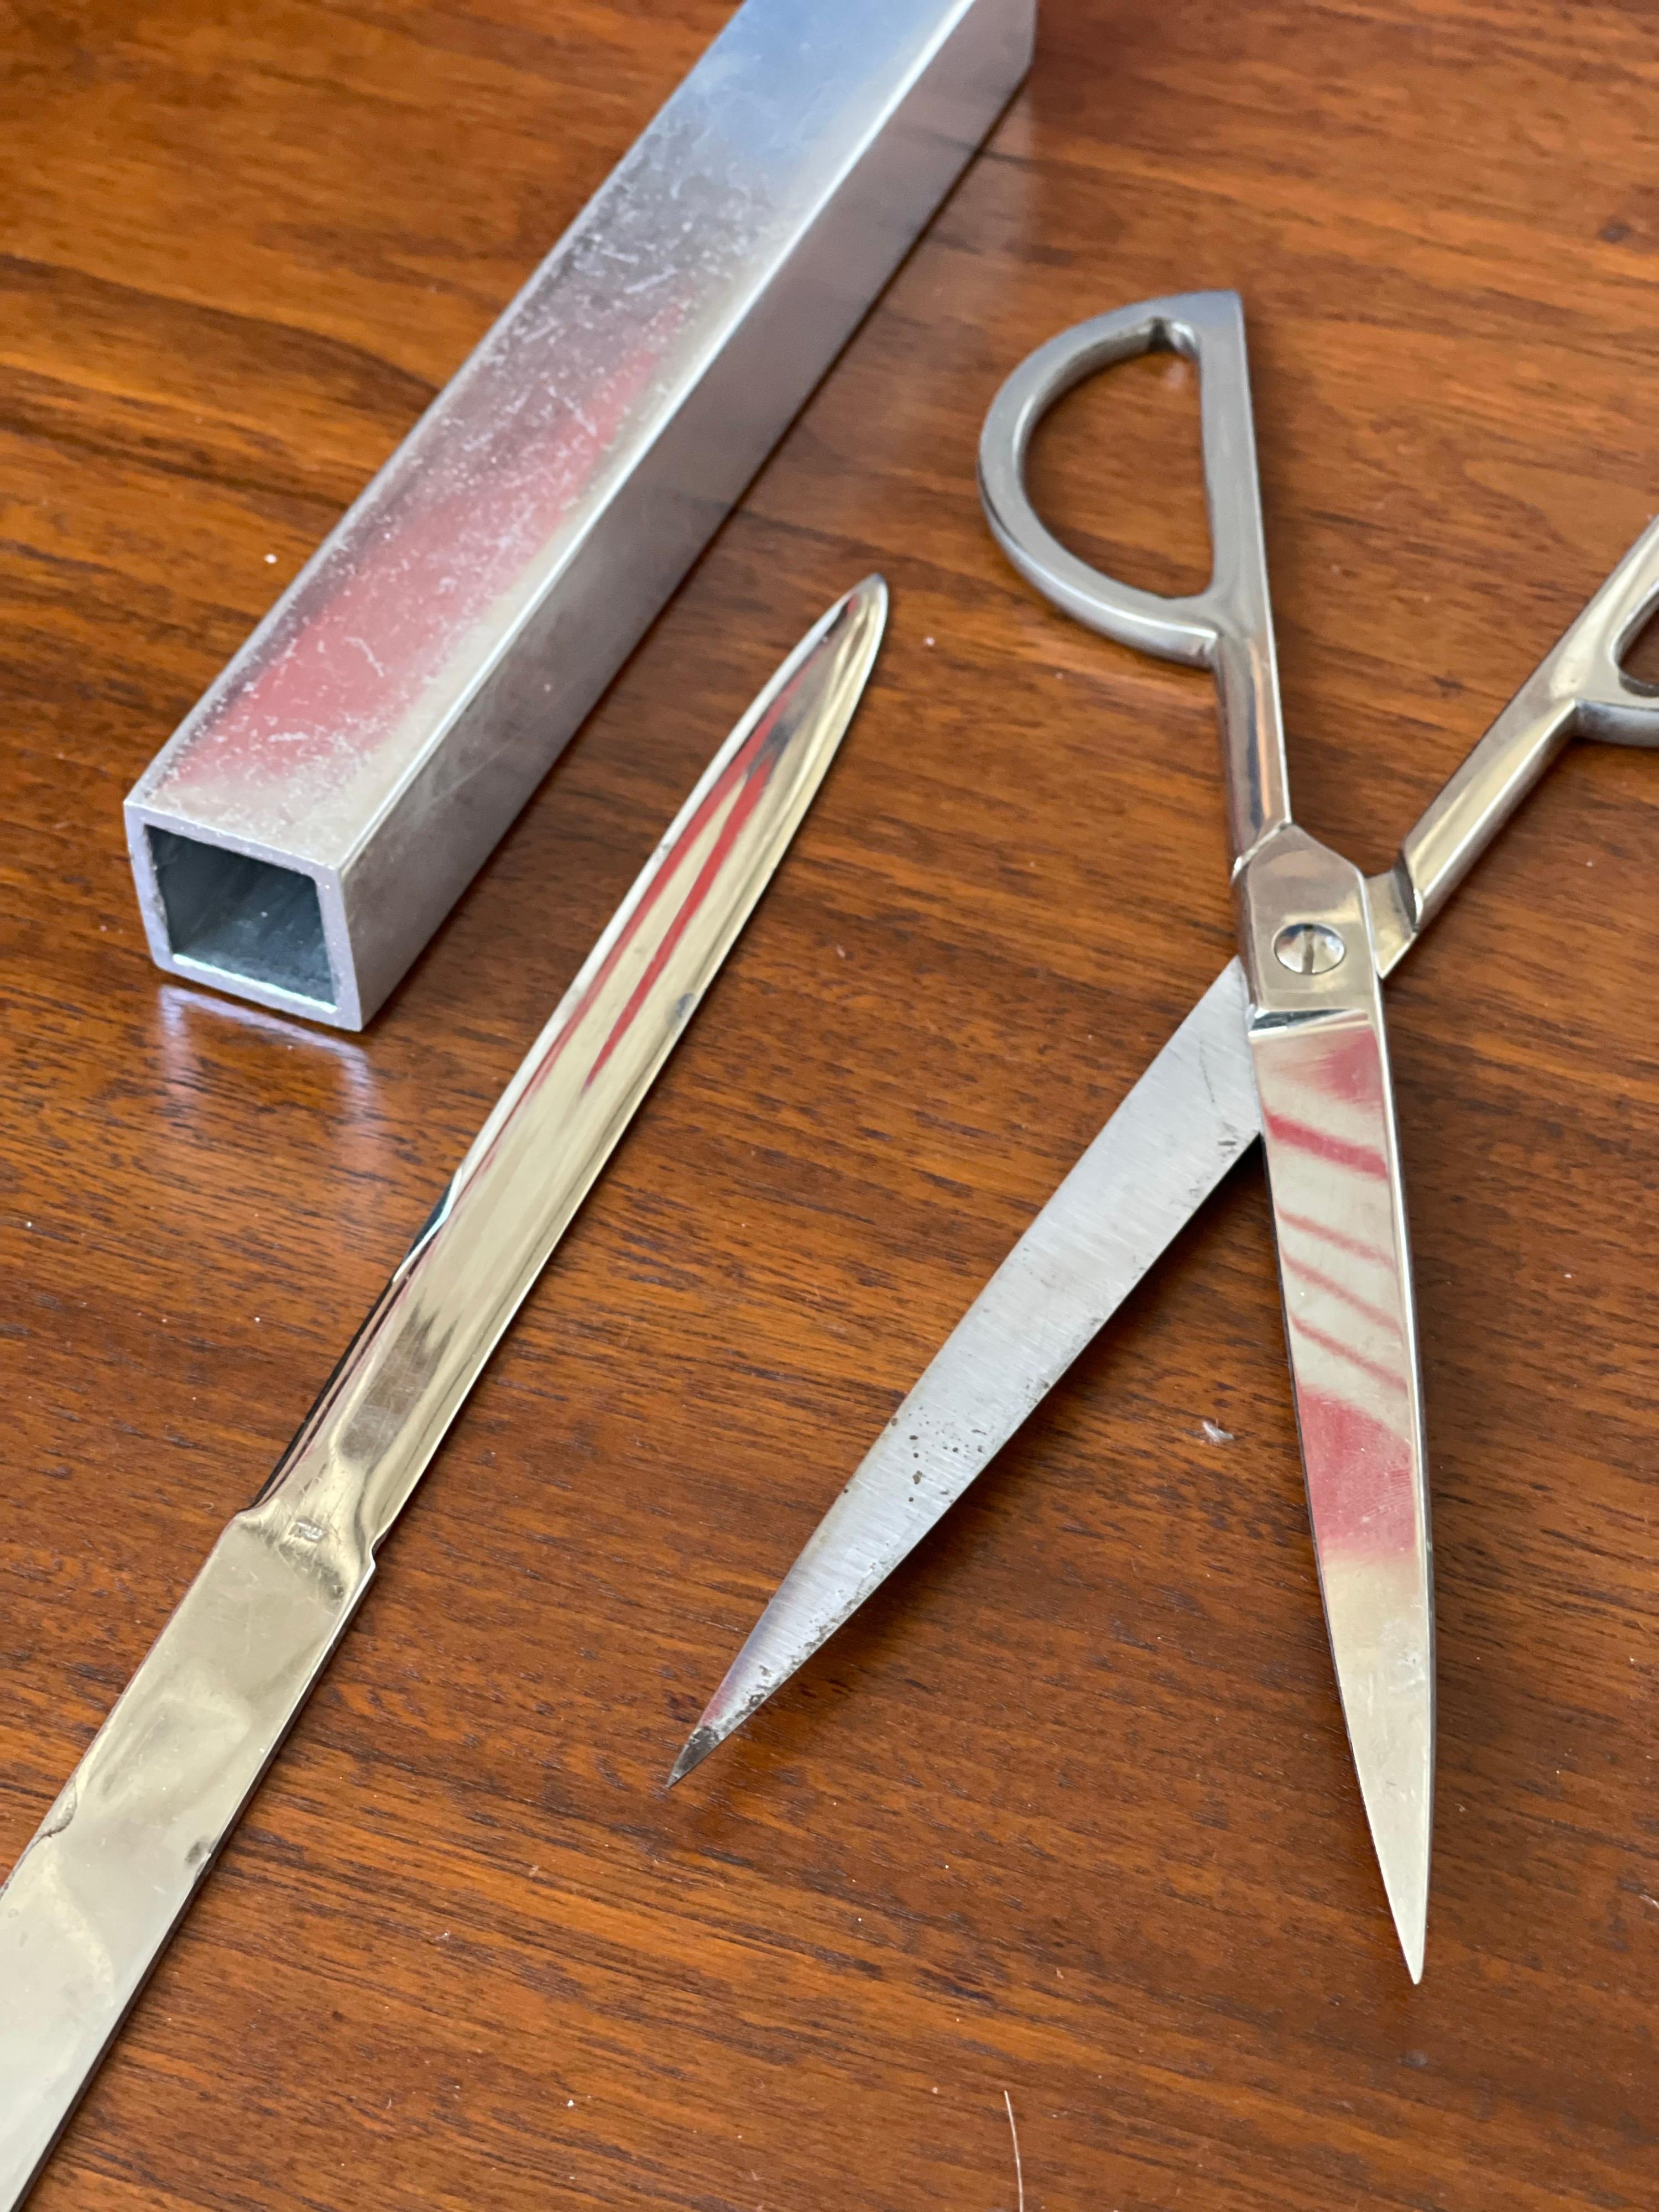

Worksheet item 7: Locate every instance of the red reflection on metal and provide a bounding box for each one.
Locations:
[456,685,796,1205]
[1260,1107,1388,1181]
[170,311,681,810]
[1295,1385,1417,1560]
[582,718,781,1088]
[1259,1010,1420,1572]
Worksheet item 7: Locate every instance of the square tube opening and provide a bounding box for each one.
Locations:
[147,828,335,1006]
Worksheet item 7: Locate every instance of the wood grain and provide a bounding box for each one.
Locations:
[1,2,1655,2206]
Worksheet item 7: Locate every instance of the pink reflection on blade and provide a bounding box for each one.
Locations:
[1294,1386,1418,1559]
[458,679,799,1195]
[1257,1008,1422,1575]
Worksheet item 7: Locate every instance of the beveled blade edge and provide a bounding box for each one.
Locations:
[673,959,1262,1781]
[1249,988,1434,1982]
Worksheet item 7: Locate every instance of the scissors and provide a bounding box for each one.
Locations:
[668,293,1659,1979]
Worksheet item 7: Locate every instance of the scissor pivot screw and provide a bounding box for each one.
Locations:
[1272,920,1345,974]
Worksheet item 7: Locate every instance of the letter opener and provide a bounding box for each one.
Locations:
[671,295,1659,1981]
[0,576,886,2206]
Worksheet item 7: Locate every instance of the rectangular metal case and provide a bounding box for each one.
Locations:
[124,0,1035,1028]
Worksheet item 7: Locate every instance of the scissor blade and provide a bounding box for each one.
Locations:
[1249,983,1433,1982]
[671,961,1261,1784]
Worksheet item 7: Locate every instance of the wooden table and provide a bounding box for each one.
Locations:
[3,3,1655,2205]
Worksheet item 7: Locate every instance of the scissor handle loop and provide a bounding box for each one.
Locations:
[1372,515,1659,967]
[979,292,1292,859]
[1558,519,1659,747]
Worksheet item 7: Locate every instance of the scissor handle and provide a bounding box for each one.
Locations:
[979,291,1291,862]
[1369,516,1659,974]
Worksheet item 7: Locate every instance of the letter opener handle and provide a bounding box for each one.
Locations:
[0,576,886,2207]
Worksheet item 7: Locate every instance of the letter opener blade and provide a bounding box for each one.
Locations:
[0,575,886,2206]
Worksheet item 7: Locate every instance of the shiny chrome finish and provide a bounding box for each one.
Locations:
[677,490,1659,1801]
[979,293,1289,862]
[1365,519,1659,974]
[895,289,1431,1975]
[124,0,1033,1030]
[1238,827,1431,1976]
[679,298,1659,1980]
[0,579,886,2211]
[996,293,1407,1977]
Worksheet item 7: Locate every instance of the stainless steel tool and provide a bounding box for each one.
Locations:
[670,293,1659,1981]
[0,578,886,2208]
[124,0,1032,1030]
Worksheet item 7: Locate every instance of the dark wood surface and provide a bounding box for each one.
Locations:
[3,3,1656,2206]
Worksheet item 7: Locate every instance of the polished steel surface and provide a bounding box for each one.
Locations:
[678,297,1659,1979]
[884,289,1431,1977]
[124,0,1032,1030]
[979,293,1289,861]
[0,579,887,2210]
[994,293,1410,1978]
[1365,519,1659,974]
[1238,825,1432,1978]
[676,500,1659,1799]
[670,962,1261,1783]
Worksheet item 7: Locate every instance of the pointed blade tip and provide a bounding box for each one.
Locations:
[840,571,888,632]
[1348,1703,1432,1990]
[1397,1917,1426,1985]
[665,1723,721,1790]
[1388,1882,1428,1985]
[849,571,889,641]
[1368,1813,1429,1983]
